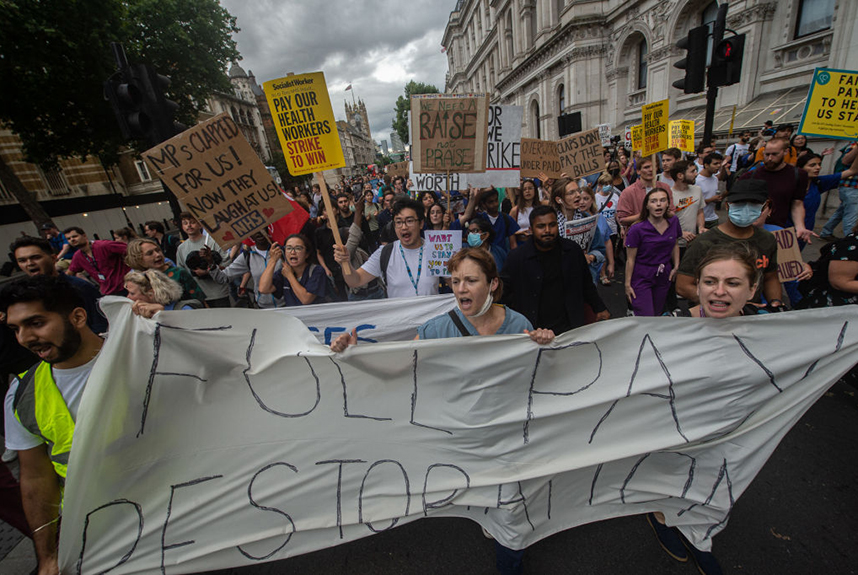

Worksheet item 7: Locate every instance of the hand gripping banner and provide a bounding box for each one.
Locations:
[59,301,857,573]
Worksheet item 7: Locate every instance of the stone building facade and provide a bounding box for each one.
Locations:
[443,0,856,140]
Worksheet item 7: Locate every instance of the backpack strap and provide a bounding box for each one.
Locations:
[379,242,395,287]
[447,309,473,337]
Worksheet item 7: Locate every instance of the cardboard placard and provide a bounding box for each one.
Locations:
[387,161,410,179]
[557,128,606,180]
[425,230,462,277]
[410,93,490,173]
[669,120,695,153]
[519,138,560,179]
[772,227,804,282]
[264,72,346,176]
[142,113,293,249]
[631,124,644,151]
[624,126,632,150]
[642,99,669,156]
[798,67,858,139]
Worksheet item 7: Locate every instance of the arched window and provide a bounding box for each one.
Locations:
[530,99,541,139]
[637,40,648,90]
[557,84,565,115]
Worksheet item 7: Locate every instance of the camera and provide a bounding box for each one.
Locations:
[185,249,222,271]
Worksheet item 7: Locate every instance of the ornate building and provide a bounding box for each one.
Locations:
[345,99,372,140]
[443,0,855,140]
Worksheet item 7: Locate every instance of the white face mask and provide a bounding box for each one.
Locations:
[469,290,495,317]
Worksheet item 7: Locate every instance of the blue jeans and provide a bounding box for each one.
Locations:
[821,187,858,237]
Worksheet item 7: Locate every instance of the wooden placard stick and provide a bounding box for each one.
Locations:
[315,172,351,274]
[446,171,451,212]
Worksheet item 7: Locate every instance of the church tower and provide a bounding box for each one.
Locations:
[345,99,372,140]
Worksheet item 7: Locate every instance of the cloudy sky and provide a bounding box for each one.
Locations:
[219,0,452,149]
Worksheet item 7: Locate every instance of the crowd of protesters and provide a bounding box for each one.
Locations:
[0,124,857,575]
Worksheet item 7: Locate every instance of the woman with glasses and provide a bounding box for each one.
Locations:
[258,234,327,306]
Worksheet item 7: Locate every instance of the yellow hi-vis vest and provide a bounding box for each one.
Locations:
[13,362,75,484]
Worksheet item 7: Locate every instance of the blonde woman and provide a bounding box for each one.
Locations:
[125,269,202,318]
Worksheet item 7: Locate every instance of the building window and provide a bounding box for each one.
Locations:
[556,0,565,18]
[531,100,541,139]
[795,0,835,38]
[529,1,538,45]
[557,84,565,115]
[135,161,152,182]
[637,40,648,90]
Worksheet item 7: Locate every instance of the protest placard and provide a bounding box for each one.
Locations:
[642,99,669,156]
[60,300,858,573]
[597,123,612,147]
[142,113,293,249]
[669,120,695,153]
[424,230,462,277]
[624,125,632,150]
[798,68,858,139]
[631,124,643,151]
[557,128,606,180]
[772,227,805,282]
[562,213,600,252]
[409,106,523,191]
[387,161,410,179]
[410,93,490,173]
[520,138,560,178]
[264,71,346,176]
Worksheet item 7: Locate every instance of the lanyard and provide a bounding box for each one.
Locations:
[399,242,423,295]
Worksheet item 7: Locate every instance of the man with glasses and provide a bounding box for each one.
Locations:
[334,198,439,299]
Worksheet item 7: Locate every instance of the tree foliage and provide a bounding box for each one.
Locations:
[0,0,240,167]
[392,81,439,147]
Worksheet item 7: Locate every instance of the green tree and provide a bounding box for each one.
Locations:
[392,81,439,147]
[0,0,240,229]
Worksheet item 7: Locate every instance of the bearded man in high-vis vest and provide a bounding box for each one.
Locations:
[2,275,104,575]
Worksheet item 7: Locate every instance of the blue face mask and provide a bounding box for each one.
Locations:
[601,185,612,193]
[467,232,484,247]
[728,202,763,227]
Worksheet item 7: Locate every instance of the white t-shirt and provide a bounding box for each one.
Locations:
[672,185,704,246]
[176,234,231,300]
[4,356,98,451]
[725,142,750,171]
[696,173,720,222]
[361,240,439,299]
[657,173,675,189]
[594,190,621,235]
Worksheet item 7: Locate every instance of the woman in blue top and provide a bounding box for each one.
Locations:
[258,234,327,307]
[797,152,858,234]
[330,247,553,575]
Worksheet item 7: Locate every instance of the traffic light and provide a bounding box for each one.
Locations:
[104,66,151,141]
[709,34,746,88]
[105,63,185,148]
[672,25,709,94]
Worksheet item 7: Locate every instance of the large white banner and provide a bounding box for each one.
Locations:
[277,294,456,344]
[59,301,857,574]
[410,105,523,192]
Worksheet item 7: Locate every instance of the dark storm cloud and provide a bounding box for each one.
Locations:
[220,0,451,144]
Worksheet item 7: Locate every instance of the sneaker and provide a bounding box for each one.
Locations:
[1,449,17,463]
[646,513,688,562]
[682,539,724,575]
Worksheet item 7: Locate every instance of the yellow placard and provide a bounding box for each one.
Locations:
[631,125,643,151]
[798,68,858,139]
[264,72,346,176]
[641,99,669,156]
[668,120,695,153]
